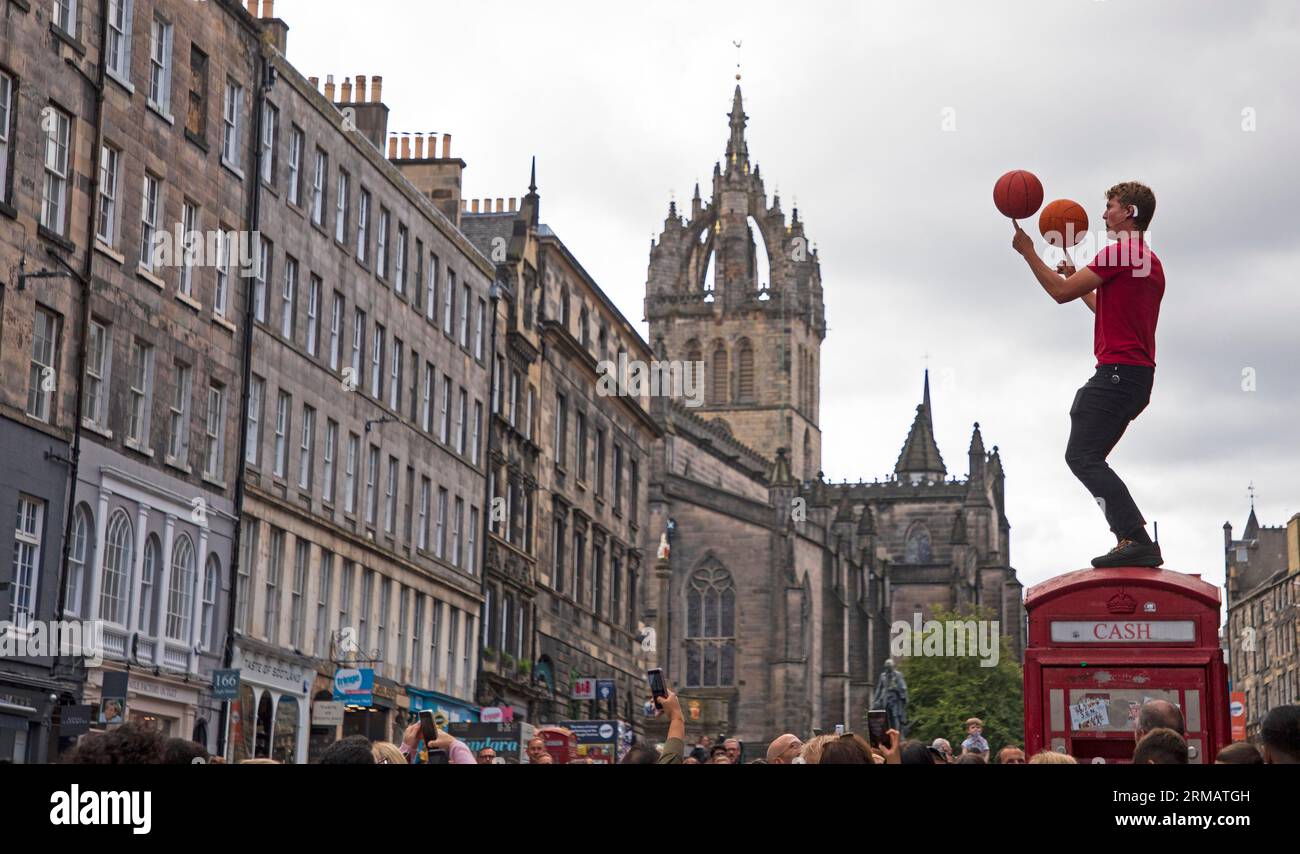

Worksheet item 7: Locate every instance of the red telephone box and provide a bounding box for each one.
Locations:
[1023,567,1229,764]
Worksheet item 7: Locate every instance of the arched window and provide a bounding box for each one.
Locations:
[233,683,256,763]
[100,511,134,625]
[803,428,812,480]
[701,247,716,295]
[140,534,159,634]
[578,306,589,348]
[167,535,196,641]
[904,523,933,564]
[272,695,300,764]
[202,555,219,651]
[737,339,754,402]
[561,287,571,329]
[255,691,273,758]
[685,562,736,687]
[684,339,702,394]
[68,505,92,618]
[709,343,728,406]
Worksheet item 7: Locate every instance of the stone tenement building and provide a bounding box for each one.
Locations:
[1225,506,1300,739]
[461,169,657,726]
[641,87,1025,745]
[0,0,104,762]
[234,48,493,759]
[0,0,496,763]
[0,0,265,761]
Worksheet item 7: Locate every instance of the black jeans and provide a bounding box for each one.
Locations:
[1065,363,1154,539]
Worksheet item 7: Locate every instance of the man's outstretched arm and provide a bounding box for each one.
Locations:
[1012,223,1102,307]
[1060,260,1097,314]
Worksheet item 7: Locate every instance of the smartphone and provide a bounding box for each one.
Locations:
[834,724,845,737]
[418,709,439,744]
[646,668,668,708]
[867,710,888,748]
[425,748,449,765]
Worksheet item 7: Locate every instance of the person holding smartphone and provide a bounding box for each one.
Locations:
[399,717,475,764]
[652,690,687,764]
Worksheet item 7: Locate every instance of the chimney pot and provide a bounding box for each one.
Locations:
[356,75,368,102]
[472,199,480,214]
[414,136,425,159]
[341,78,353,102]
[496,198,504,213]
[510,198,518,212]
[325,75,336,101]
[400,135,411,159]
[308,76,319,90]
[245,0,257,15]
[388,136,399,159]
[263,0,275,17]
[371,76,383,103]
[442,134,452,158]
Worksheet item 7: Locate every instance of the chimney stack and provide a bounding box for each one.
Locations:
[258,0,289,54]
[325,74,335,101]
[308,76,319,90]
[389,128,464,224]
[339,75,389,152]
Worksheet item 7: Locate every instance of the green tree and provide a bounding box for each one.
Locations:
[894,605,1024,756]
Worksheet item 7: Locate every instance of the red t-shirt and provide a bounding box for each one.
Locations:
[1086,236,1164,368]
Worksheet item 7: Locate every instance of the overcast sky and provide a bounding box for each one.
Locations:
[280,0,1300,595]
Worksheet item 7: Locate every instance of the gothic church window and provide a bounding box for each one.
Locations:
[709,342,728,405]
[684,339,702,393]
[904,523,933,564]
[737,339,754,402]
[685,562,736,687]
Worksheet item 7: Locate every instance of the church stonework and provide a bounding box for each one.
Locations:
[641,87,1025,748]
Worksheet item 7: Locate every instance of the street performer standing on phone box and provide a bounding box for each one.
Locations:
[1011,182,1165,569]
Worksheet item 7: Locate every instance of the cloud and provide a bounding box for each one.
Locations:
[279,0,1300,593]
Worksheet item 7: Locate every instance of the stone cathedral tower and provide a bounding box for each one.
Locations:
[645,86,826,481]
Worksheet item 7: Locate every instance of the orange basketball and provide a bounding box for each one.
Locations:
[993,170,1043,219]
[1038,199,1089,248]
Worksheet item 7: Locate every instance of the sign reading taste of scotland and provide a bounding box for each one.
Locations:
[332,668,374,706]
[1050,620,1196,643]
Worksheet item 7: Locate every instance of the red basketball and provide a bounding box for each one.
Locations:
[993,170,1044,219]
[1038,199,1089,248]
